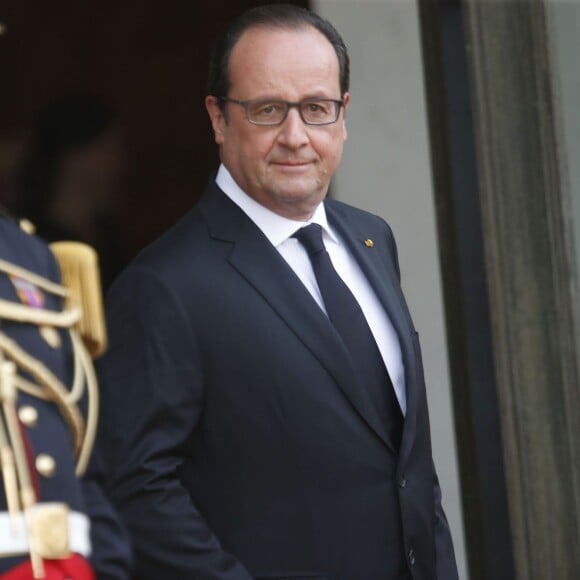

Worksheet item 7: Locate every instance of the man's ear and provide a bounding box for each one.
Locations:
[205,96,226,145]
[342,92,350,141]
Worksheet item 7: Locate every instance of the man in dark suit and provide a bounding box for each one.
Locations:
[0,209,131,578]
[97,5,458,579]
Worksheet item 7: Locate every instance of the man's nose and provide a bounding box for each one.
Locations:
[277,107,309,148]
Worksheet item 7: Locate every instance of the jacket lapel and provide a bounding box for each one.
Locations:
[199,185,396,451]
[326,202,419,456]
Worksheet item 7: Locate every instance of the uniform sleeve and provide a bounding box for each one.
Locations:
[96,266,253,580]
[50,242,133,578]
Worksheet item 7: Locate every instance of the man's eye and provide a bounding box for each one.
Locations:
[305,102,331,116]
[255,103,283,116]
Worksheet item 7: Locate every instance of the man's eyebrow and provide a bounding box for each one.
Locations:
[247,94,339,102]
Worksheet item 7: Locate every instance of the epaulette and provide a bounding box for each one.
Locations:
[0,204,36,235]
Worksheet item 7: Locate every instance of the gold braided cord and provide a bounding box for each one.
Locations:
[0,258,67,297]
[66,330,86,405]
[0,359,45,577]
[0,416,21,526]
[12,352,86,406]
[0,246,102,475]
[0,298,80,327]
[0,331,84,454]
[71,330,98,476]
[11,375,46,399]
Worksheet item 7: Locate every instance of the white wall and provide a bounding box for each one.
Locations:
[313,1,468,577]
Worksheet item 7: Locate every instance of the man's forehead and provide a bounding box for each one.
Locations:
[231,24,332,61]
[227,32,340,101]
[228,25,338,82]
[237,23,316,42]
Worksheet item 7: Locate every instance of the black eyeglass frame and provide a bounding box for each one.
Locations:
[218,96,345,126]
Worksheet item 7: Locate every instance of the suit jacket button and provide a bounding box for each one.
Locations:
[408,548,416,566]
[398,476,407,488]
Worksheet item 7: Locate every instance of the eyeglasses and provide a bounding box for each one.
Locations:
[219,97,344,126]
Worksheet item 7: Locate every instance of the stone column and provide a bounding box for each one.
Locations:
[463,1,580,578]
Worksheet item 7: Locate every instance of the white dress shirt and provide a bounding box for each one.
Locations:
[216,165,406,414]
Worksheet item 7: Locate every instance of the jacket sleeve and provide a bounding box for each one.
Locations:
[81,448,133,579]
[96,266,253,580]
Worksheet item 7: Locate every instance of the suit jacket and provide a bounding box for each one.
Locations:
[97,182,458,580]
[0,215,131,578]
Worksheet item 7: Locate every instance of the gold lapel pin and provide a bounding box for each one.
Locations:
[364,239,374,248]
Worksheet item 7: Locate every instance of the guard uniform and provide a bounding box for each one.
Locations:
[0,212,131,579]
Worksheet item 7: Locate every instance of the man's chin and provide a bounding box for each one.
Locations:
[272,176,325,199]
[276,187,324,206]
[268,190,327,220]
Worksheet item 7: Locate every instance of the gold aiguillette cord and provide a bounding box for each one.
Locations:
[0,404,20,532]
[0,358,45,578]
[0,342,20,531]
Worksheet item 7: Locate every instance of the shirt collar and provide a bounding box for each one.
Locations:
[216,164,339,247]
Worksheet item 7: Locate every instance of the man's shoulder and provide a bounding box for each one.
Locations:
[118,199,213,288]
[324,197,391,230]
[0,214,57,279]
[130,181,245,274]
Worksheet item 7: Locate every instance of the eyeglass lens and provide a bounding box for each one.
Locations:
[246,100,340,125]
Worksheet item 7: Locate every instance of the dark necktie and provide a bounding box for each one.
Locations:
[293,224,403,449]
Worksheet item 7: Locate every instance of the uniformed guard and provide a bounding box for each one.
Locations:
[0,208,130,579]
